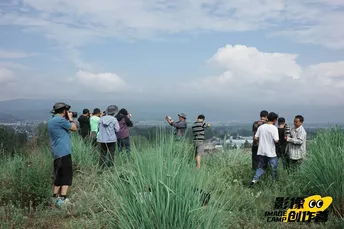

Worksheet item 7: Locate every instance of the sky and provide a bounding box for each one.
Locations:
[0,0,344,113]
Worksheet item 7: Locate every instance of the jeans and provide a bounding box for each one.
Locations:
[252,156,278,182]
[99,142,116,168]
[117,137,131,158]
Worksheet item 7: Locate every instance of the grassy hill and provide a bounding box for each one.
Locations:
[0,129,343,228]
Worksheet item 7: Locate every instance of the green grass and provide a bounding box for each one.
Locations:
[0,129,343,228]
[299,128,344,218]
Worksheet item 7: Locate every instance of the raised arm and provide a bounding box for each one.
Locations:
[63,112,77,132]
[172,121,186,128]
[125,116,133,127]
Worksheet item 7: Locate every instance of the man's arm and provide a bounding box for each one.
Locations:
[287,129,306,145]
[173,121,187,128]
[125,116,133,127]
[202,123,211,128]
[273,127,279,143]
[254,128,260,141]
[61,118,77,132]
[70,122,77,132]
[114,119,120,133]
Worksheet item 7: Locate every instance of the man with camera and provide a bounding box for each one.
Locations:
[165,113,187,140]
[192,114,211,169]
[48,102,77,205]
[115,108,133,158]
[97,105,120,168]
[78,108,91,139]
[90,108,102,146]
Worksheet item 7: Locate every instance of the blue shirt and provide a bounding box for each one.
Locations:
[48,115,72,159]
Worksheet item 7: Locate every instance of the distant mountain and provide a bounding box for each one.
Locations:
[0,98,343,124]
[0,112,24,123]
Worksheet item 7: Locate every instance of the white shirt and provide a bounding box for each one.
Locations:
[255,123,279,157]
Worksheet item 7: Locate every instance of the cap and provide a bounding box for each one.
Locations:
[106,105,119,115]
[51,102,70,113]
[178,113,187,119]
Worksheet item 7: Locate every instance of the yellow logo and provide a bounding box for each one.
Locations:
[282,195,332,222]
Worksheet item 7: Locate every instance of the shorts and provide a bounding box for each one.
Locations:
[195,141,205,157]
[53,154,73,186]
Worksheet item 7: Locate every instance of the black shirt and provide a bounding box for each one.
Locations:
[278,127,286,146]
[78,115,90,136]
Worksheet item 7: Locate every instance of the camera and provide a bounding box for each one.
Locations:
[71,111,78,118]
[64,111,78,120]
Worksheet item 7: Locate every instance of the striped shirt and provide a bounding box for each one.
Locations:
[192,121,209,142]
[286,125,307,160]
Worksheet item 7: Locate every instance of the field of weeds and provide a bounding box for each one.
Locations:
[0,128,343,229]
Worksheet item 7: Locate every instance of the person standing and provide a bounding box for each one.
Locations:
[78,109,90,139]
[286,115,307,172]
[276,117,290,169]
[251,110,268,170]
[48,102,77,205]
[115,108,133,158]
[97,105,120,168]
[250,112,279,187]
[165,113,187,140]
[90,108,101,146]
[192,115,211,169]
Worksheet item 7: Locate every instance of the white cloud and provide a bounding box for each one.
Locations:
[0,0,343,49]
[0,49,35,59]
[0,68,15,83]
[73,70,128,93]
[187,44,344,105]
[208,45,302,82]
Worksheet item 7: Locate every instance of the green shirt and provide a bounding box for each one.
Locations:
[90,116,100,133]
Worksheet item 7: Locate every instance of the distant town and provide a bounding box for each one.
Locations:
[0,118,339,150]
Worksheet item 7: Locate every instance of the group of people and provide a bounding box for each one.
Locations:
[47,103,133,205]
[250,110,307,187]
[47,102,306,205]
[76,105,134,164]
[164,110,307,185]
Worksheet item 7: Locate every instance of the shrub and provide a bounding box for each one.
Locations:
[0,149,52,210]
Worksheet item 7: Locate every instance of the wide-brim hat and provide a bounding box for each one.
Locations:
[106,105,119,115]
[178,113,187,119]
[51,102,71,113]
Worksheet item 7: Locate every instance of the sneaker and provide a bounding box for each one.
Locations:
[56,197,63,206]
[249,180,256,188]
[56,197,71,206]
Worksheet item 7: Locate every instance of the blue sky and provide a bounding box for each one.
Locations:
[0,0,344,108]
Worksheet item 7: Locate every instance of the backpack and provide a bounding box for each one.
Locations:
[252,120,266,146]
